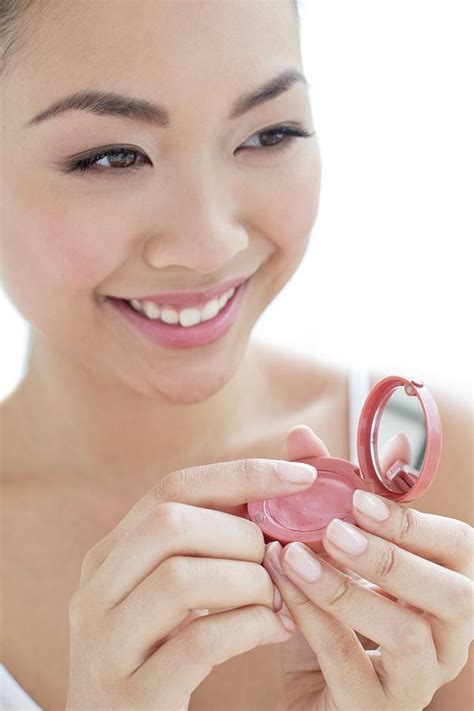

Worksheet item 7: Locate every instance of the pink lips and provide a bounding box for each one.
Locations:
[108,277,250,349]
[122,275,250,309]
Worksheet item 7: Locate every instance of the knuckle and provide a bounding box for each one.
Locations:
[397,506,419,544]
[292,594,318,623]
[321,626,355,664]
[237,458,257,487]
[393,614,432,656]
[159,555,191,595]
[186,611,227,663]
[244,520,265,557]
[324,574,353,612]
[152,466,190,503]
[251,603,277,637]
[256,561,274,596]
[374,544,400,583]
[154,500,188,536]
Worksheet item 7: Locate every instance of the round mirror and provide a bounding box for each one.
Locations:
[370,383,427,494]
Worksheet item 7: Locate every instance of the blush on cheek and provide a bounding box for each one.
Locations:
[13,206,119,291]
[35,209,120,289]
[1,186,123,326]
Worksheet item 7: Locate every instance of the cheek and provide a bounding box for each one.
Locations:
[247,146,322,252]
[1,182,121,315]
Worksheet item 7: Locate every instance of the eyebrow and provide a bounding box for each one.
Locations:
[24,68,309,128]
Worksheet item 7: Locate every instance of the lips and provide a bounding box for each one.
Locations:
[119,275,251,309]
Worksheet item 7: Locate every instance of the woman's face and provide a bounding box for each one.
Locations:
[1,0,321,405]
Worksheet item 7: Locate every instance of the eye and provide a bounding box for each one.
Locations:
[64,146,150,174]
[62,124,315,175]
[241,124,315,152]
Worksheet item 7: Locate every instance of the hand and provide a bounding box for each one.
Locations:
[263,425,474,710]
[65,456,318,710]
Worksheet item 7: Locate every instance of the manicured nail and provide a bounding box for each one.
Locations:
[326,519,368,556]
[273,584,283,611]
[283,543,322,582]
[278,612,296,631]
[276,461,317,484]
[353,490,389,521]
[266,541,285,576]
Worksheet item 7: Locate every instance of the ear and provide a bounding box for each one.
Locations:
[282,424,331,461]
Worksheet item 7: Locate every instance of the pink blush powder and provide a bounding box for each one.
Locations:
[264,474,355,531]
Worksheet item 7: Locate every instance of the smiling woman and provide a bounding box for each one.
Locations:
[0,1,472,711]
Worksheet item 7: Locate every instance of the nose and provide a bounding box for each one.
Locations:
[143,170,249,274]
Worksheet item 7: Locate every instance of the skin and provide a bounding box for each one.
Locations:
[0,1,472,709]
[1,0,319,489]
[264,427,474,711]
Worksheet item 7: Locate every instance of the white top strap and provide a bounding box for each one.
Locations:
[347,367,371,462]
[0,664,42,710]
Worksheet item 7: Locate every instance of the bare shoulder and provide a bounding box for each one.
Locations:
[369,369,473,526]
[251,339,348,412]
[249,340,350,458]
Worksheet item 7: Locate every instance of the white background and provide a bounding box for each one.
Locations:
[1,0,473,402]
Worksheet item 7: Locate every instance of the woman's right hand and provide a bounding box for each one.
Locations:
[65,457,318,710]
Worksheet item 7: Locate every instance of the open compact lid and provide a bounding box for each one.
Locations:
[357,375,443,502]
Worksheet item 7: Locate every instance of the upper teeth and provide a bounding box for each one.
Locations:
[128,287,236,327]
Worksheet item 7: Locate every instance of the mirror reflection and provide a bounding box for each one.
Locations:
[371,384,427,493]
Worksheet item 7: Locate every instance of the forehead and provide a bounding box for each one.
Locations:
[15,0,299,90]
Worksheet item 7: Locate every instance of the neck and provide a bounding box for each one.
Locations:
[4,331,262,492]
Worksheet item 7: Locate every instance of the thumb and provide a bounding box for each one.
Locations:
[379,431,412,474]
[282,424,331,462]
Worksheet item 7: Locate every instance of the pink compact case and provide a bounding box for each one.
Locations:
[247,375,442,553]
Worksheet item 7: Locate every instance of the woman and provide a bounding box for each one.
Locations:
[1,1,472,709]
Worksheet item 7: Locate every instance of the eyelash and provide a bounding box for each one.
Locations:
[64,124,315,175]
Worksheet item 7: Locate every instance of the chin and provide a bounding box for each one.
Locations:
[133,334,248,405]
[144,361,238,405]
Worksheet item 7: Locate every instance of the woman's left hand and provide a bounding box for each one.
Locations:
[264,425,474,711]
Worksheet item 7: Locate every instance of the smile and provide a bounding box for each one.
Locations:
[127,287,236,327]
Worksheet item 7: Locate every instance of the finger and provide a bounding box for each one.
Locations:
[272,541,438,699]
[127,604,296,707]
[321,518,474,624]
[82,458,317,579]
[379,432,412,473]
[263,542,385,709]
[89,502,272,603]
[282,424,331,461]
[351,490,474,574]
[165,607,210,641]
[108,556,281,672]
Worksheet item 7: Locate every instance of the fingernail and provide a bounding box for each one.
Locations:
[273,584,283,611]
[266,541,285,576]
[353,490,389,521]
[278,612,296,632]
[283,543,322,582]
[326,519,368,556]
[276,461,317,484]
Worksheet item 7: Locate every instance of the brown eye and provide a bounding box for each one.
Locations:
[66,147,149,174]
[101,149,138,168]
[241,125,314,152]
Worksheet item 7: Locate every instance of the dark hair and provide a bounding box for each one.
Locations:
[1,0,301,77]
[0,0,43,77]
